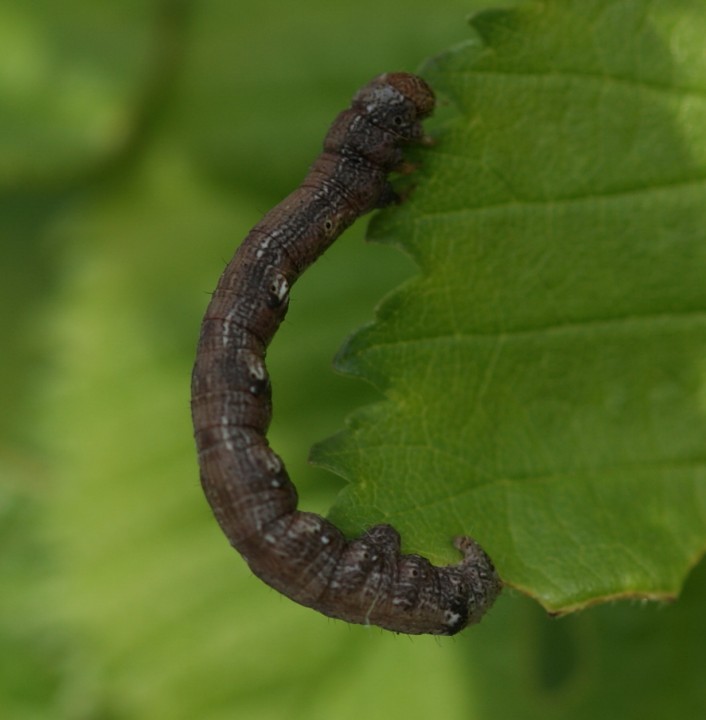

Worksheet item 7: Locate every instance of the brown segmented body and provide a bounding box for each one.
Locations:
[191,73,501,635]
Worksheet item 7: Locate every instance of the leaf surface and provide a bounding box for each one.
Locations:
[314,0,706,612]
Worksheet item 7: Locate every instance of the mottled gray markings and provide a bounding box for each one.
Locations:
[191,73,501,635]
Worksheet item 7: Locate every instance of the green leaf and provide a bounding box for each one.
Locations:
[7,1,706,718]
[313,0,706,613]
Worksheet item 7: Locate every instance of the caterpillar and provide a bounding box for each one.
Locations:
[191,72,501,635]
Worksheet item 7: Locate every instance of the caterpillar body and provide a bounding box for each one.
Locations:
[191,73,501,635]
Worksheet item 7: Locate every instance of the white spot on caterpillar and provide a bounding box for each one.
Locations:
[250,445,283,475]
[220,414,234,452]
[245,353,266,381]
[445,611,462,627]
[255,229,284,259]
[271,273,289,302]
[222,307,240,348]
[221,317,230,348]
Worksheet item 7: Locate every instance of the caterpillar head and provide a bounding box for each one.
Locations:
[353,72,435,141]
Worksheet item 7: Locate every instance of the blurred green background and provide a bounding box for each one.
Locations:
[2,1,705,719]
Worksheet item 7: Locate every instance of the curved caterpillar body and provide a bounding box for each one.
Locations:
[191,73,501,635]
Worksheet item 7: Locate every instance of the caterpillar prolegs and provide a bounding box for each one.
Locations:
[191,73,501,635]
